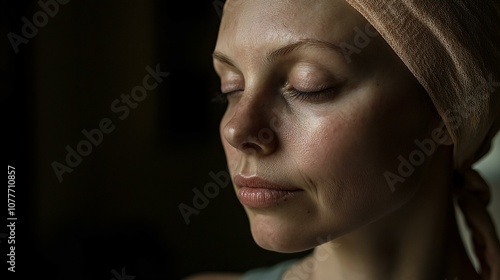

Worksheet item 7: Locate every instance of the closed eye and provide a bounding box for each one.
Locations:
[287,86,341,102]
[212,89,244,104]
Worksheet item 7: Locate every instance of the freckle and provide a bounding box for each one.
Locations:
[284,198,288,202]
[307,210,311,214]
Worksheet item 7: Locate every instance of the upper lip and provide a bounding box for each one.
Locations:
[233,175,301,191]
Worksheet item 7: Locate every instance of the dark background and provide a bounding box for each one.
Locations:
[2,1,307,279]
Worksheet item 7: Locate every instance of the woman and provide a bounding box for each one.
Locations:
[189,0,500,279]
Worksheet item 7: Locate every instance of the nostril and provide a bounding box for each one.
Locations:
[240,142,263,152]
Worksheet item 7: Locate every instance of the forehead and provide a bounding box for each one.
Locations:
[216,0,369,56]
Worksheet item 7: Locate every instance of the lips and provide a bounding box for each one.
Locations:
[234,175,302,208]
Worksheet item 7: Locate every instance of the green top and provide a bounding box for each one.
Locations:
[241,259,299,280]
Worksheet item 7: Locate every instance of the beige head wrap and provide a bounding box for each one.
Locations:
[344,0,500,278]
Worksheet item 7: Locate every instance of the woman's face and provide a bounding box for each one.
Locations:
[214,0,439,252]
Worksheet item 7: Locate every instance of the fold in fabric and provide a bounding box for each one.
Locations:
[344,1,500,279]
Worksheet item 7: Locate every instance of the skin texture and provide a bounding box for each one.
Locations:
[188,0,481,279]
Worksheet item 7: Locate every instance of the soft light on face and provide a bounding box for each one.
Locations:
[213,0,439,253]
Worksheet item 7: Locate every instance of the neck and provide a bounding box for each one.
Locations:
[291,149,479,280]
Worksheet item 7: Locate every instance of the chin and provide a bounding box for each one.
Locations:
[247,210,343,253]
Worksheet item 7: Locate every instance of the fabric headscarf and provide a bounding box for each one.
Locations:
[344,0,500,279]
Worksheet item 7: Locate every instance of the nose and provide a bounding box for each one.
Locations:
[222,96,278,156]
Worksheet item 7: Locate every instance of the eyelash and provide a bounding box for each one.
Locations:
[213,85,340,104]
[287,87,338,101]
[212,90,242,104]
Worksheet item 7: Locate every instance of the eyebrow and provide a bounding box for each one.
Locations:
[212,39,344,67]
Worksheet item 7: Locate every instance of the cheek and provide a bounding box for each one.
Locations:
[291,115,390,223]
[288,90,432,224]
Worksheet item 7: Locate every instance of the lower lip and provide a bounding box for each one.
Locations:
[237,187,301,208]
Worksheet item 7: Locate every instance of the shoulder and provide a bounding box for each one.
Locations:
[183,273,242,280]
